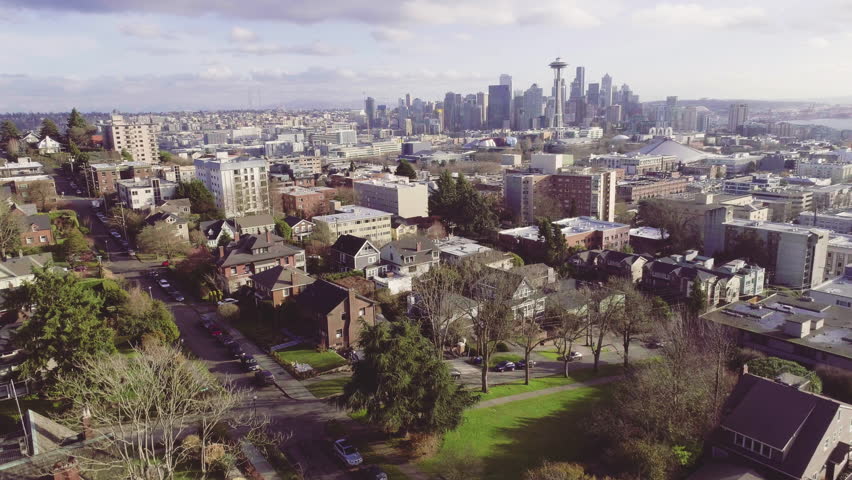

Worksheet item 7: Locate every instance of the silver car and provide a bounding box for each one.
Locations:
[333,439,363,467]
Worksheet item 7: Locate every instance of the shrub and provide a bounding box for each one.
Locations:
[181,434,201,458]
[523,461,594,480]
[217,303,240,322]
[495,342,510,352]
[816,365,852,403]
[203,443,226,466]
[730,347,766,369]
[748,357,822,393]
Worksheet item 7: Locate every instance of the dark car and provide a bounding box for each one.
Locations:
[516,359,537,369]
[470,356,483,365]
[241,354,260,371]
[357,465,388,480]
[228,343,244,358]
[255,370,275,386]
[219,335,236,346]
[494,361,516,372]
[199,319,213,330]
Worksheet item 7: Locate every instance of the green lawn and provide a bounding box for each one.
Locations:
[231,317,287,349]
[476,364,623,402]
[537,350,561,361]
[304,377,349,398]
[275,344,347,373]
[488,353,523,367]
[420,386,609,479]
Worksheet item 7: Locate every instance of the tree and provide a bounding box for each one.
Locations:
[537,217,567,266]
[516,308,544,385]
[216,230,232,248]
[8,266,115,381]
[637,199,701,254]
[337,320,477,435]
[137,222,190,258]
[349,160,355,172]
[429,170,458,220]
[544,303,587,377]
[0,120,20,144]
[66,108,92,146]
[175,179,223,220]
[108,205,145,239]
[39,118,60,141]
[0,202,21,259]
[585,279,626,372]
[411,265,464,358]
[686,280,707,319]
[67,107,88,130]
[26,180,55,211]
[274,217,292,241]
[63,228,91,265]
[217,303,240,322]
[395,159,417,180]
[611,279,654,368]
[51,342,247,479]
[116,287,180,343]
[309,221,332,246]
[120,148,133,162]
[748,357,822,393]
[158,150,173,163]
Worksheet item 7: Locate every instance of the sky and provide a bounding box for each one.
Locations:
[0,0,850,112]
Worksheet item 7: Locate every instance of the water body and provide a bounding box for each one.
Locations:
[788,118,852,130]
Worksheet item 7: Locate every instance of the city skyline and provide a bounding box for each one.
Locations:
[1,0,851,111]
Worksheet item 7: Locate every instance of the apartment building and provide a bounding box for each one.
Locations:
[116,177,178,210]
[616,177,689,202]
[498,216,630,254]
[751,188,813,221]
[353,176,428,218]
[825,233,852,281]
[279,186,336,218]
[589,153,678,175]
[503,168,618,224]
[797,209,852,234]
[312,206,393,245]
[796,160,852,183]
[155,164,196,183]
[83,162,153,196]
[104,114,159,163]
[194,156,270,218]
[329,140,402,159]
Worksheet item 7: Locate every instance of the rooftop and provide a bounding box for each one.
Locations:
[435,236,493,258]
[499,217,629,241]
[725,219,831,236]
[313,205,392,223]
[629,226,670,240]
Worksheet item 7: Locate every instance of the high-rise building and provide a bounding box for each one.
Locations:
[504,168,618,224]
[353,176,429,218]
[194,156,270,218]
[570,66,585,100]
[549,57,568,130]
[488,84,512,129]
[104,114,159,163]
[499,74,513,88]
[443,92,462,132]
[520,84,544,130]
[587,83,600,109]
[606,105,622,124]
[476,92,489,124]
[365,97,376,131]
[601,74,613,108]
[728,103,749,132]
[683,106,698,132]
[405,93,411,109]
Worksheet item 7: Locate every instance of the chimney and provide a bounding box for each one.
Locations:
[266,230,272,243]
[53,456,81,480]
[741,363,749,377]
[219,246,225,257]
[233,231,240,243]
[81,407,94,440]
[416,241,422,252]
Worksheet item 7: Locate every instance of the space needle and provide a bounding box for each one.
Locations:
[549,57,568,132]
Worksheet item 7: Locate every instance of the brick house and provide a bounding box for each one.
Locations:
[16,214,54,248]
[215,231,306,294]
[279,186,336,218]
[250,265,315,307]
[296,279,376,350]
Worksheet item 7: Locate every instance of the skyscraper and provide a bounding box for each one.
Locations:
[520,83,544,130]
[499,74,513,88]
[549,57,568,130]
[405,93,411,109]
[601,74,613,108]
[476,91,489,124]
[443,92,462,132]
[728,103,749,132]
[488,84,512,129]
[365,97,376,131]
[587,83,600,109]
[570,66,585,100]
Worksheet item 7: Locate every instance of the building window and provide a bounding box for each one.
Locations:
[39,235,47,243]
[358,308,365,317]
[335,329,343,338]
[230,267,237,274]
[25,237,33,244]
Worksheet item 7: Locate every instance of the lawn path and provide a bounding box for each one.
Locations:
[473,375,622,409]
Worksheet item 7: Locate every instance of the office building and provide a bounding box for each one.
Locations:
[488,84,512,130]
[312,205,393,245]
[104,114,159,163]
[116,177,178,210]
[728,104,749,132]
[601,73,613,108]
[798,209,852,234]
[194,156,270,218]
[365,97,375,131]
[353,176,428,219]
[796,161,852,184]
[519,83,544,130]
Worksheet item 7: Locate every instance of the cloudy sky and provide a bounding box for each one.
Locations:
[0,0,849,112]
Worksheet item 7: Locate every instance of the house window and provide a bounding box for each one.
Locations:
[39,235,47,243]
[358,308,365,317]
[25,237,33,244]
[335,329,343,338]
[368,256,376,263]
[230,267,237,274]
[282,288,290,297]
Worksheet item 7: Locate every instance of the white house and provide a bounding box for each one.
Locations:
[37,136,61,155]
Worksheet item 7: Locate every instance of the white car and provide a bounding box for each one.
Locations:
[158,279,171,288]
[568,351,583,361]
[332,439,363,467]
[110,231,121,238]
[218,298,239,306]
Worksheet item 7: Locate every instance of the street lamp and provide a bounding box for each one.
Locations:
[252,395,257,419]
[148,286,153,298]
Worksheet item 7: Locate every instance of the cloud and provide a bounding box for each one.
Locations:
[118,22,175,39]
[131,45,185,56]
[371,27,413,43]
[229,26,257,42]
[453,32,473,41]
[632,3,768,29]
[3,0,601,27]
[226,40,351,56]
[199,64,235,80]
[807,36,830,48]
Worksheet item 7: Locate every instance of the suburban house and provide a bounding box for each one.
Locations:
[0,253,53,291]
[568,249,649,283]
[36,135,61,155]
[155,198,192,217]
[391,217,418,240]
[511,263,558,289]
[379,237,440,278]
[330,234,382,277]
[215,231,306,294]
[283,215,314,241]
[474,268,546,321]
[707,370,852,480]
[296,279,376,350]
[200,218,238,248]
[250,265,315,307]
[16,214,54,247]
[236,214,275,235]
[145,211,190,241]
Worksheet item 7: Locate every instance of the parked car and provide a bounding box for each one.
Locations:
[332,439,363,467]
[110,231,121,238]
[567,351,583,361]
[450,369,462,380]
[516,359,537,369]
[218,335,235,346]
[199,319,213,330]
[161,260,170,267]
[647,340,666,349]
[75,189,82,196]
[218,298,239,306]
[170,291,185,302]
[493,361,516,372]
[254,370,275,386]
[158,279,170,288]
[208,325,223,336]
[469,356,483,365]
[241,354,260,371]
[356,465,388,480]
[127,250,136,257]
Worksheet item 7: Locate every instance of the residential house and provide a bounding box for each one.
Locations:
[643,258,740,307]
[330,234,382,278]
[236,214,275,235]
[0,253,53,291]
[250,265,315,307]
[200,219,238,248]
[283,216,314,241]
[475,268,546,321]
[391,217,418,240]
[36,135,61,155]
[0,157,44,178]
[511,263,557,289]
[568,249,648,283]
[379,237,440,278]
[296,279,376,349]
[15,214,54,248]
[145,212,190,241]
[215,231,306,294]
[707,370,852,480]
[155,198,191,217]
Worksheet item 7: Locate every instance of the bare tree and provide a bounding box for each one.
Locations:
[0,201,20,259]
[411,265,464,359]
[27,180,55,212]
[585,278,626,372]
[543,303,587,378]
[611,279,655,368]
[516,298,548,385]
[137,221,190,259]
[52,342,245,480]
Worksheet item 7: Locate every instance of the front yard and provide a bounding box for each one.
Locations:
[304,377,350,398]
[274,344,347,373]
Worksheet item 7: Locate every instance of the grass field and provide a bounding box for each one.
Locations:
[420,385,608,479]
[476,363,623,402]
[488,353,523,367]
[275,344,347,373]
[304,377,349,398]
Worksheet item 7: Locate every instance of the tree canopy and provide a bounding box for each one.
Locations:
[0,120,20,143]
[429,171,497,238]
[395,159,417,180]
[274,217,292,241]
[39,118,60,140]
[9,266,115,381]
[338,320,476,435]
[137,222,190,258]
[176,180,223,220]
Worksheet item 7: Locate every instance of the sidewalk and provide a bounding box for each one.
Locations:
[240,440,281,480]
[473,375,622,410]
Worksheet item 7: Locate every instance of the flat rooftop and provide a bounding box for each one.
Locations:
[725,219,831,236]
[812,274,852,299]
[630,226,670,240]
[829,233,852,249]
[313,205,392,223]
[435,236,493,257]
[703,294,852,360]
[500,216,628,241]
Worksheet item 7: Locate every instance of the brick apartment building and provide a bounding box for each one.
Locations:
[278,186,337,218]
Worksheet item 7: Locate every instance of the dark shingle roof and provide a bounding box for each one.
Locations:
[18,214,50,231]
[383,237,436,265]
[284,215,312,228]
[331,234,370,257]
[218,233,303,267]
[251,266,314,292]
[200,219,236,241]
[236,214,275,229]
[298,279,375,316]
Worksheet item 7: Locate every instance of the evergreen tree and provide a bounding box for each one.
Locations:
[338,320,477,435]
[120,148,134,162]
[66,108,87,130]
[175,180,223,220]
[687,280,707,318]
[274,217,292,241]
[9,266,115,381]
[395,159,417,180]
[0,120,20,143]
[429,170,458,219]
[39,118,60,140]
[63,228,90,265]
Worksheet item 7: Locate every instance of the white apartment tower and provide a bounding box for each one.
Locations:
[105,114,159,163]
[194,156,270,218]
